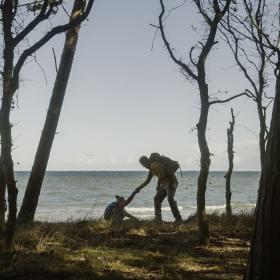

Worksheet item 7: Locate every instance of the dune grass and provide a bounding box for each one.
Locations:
[0,213,253,280]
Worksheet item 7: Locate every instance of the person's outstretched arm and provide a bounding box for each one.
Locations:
[136,170,153,192]
[124,189,138,207]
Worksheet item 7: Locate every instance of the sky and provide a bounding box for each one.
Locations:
[10,0,273,171]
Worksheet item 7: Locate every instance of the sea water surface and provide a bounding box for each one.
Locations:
[16,171,259,222]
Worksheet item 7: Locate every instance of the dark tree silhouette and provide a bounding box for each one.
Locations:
[0,0,94,248]
[17,0,91,224]
[241,0,280,278]
[220,0,273,172]
[246,50,280,280]
[224,108,235,217]
[158,0,248,244]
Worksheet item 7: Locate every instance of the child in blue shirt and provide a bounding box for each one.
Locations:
[104,189,139,223]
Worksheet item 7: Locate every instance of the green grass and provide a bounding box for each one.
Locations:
[0,213,253,280]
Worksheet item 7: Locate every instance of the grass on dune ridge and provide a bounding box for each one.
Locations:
[0,213,253,280]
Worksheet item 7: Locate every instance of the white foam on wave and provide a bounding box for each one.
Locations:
[126,206,183,213]
[240,203,255,207]
[34,202,256,222]
[206,204,226,210]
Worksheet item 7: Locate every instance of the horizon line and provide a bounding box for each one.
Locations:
[14,170,261,172]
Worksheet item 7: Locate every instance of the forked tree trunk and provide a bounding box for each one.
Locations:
[224,108,235,216]
[17,0,85,224]
[158,0,232,246]
[196,84,210,245]
[245,71,280,279]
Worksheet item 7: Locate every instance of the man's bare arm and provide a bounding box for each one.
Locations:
[137,171,153,191]
[124,189,138,207]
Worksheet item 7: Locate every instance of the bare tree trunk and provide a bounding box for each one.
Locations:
[196,85,210,245]
[0,89,18,248]
[158,0,233,245]
[257,101,266,172]
[245,71,280,280]
[17,0,85,224]
[1,1,18,248]
[224,108,235,216]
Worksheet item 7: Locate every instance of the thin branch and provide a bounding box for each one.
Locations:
[220,23,257,93]
[243,0,278,52]
[193,0,212,25]
[13,0,95,89]
[150,0,186,52]
[209,91,251,105]
[34,55,47,85]
[150,24,160,51]
[61,4,70,17]
[197,0,231,73]
[159,0,198,80]
[189,46,197,66]
[165,0,187,18]
[52,47,58,73]
[236,124,258,140]
[13,0,50,46]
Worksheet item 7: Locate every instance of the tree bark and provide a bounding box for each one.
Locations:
[0,88,18,248]
[257,100,266,172]
[17,0,85,224]
[224,108,235,217]
[196,83,210,245]
[245,70,280,279]
[1,0,19,248]
[158,0,232,246]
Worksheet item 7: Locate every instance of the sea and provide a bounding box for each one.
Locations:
[15,171,259,222]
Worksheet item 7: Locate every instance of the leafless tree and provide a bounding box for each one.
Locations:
[0,0,94,248]
[242,0,280,278]
[224,108,235,217]
[17,0,91,224]
[220,0,274,172]
[158,0,249,244]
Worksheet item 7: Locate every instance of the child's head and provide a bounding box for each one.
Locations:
[115,195,126,206]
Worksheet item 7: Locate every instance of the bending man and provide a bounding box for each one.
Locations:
[136,155,182,222]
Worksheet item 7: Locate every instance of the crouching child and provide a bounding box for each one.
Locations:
[104,189,139,223]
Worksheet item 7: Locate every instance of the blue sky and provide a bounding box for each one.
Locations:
[11,0,269,171]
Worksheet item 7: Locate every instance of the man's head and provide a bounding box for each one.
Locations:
[139,156,150,169]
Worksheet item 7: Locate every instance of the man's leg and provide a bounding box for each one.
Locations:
[154,187,167,222]
[167,183,183,222]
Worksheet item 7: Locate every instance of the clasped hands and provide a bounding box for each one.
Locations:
[134,186,142,194]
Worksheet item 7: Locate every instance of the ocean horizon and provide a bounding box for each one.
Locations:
[14,171,260,222]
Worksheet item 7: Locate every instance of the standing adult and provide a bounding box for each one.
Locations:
[136,154,182,222]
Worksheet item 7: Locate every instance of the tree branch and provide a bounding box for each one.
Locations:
[13,0,94,89]
[13,0,50,46]
[243,0,278,52]
[159,0,198,80]
[189,46,197,66]
[193,0,212,25]
[197,0,231,73]
[209,91,252,105]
